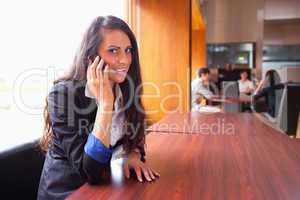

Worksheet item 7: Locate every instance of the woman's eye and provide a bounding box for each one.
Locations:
[108,49,118,54]
[125,48,132,54]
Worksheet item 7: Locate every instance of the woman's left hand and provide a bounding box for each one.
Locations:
[123,151,160,182]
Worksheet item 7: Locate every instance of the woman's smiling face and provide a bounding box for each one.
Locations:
[98,29,132,83]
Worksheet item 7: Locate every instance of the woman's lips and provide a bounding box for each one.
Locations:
[111,68,128,76]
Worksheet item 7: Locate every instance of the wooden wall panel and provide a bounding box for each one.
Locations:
[191,29,206,80]
[264,20,300,45]
[191,0,206,80]
[205,0,265,69]
[264,0,300,20]
[128,0,191,124]
[206,0,263,43]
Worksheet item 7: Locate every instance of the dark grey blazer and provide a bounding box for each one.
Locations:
[37,80,123,200]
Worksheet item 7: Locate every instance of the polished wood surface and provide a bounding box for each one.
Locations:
[148,112,258,133]
[68,112,300,200]
[297,113,300,138]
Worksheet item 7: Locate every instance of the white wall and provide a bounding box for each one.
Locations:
[0,0,126,151]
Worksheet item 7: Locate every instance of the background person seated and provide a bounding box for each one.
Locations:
[218,64,239,82]
[238,70,255,95]
[191,68,219,111]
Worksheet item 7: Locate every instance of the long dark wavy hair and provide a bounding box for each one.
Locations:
[40,16,145,154]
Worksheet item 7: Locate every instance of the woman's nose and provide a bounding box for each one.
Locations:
[118,52,129,65]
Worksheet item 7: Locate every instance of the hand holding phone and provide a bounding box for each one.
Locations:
[87,56,114,148]
[86,56,114,110]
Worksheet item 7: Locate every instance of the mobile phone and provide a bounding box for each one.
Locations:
[88,55,107,71]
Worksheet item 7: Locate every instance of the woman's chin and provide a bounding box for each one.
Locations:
[110,75,127,83]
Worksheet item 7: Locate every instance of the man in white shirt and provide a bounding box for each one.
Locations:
[238,70,254,94]
[191,68,216,111]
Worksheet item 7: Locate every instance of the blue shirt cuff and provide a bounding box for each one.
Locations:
[84,133,113,163]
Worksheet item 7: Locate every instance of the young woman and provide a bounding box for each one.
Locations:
[238,70,254,94]
[253,70,284,117]
[38,16,159,200]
